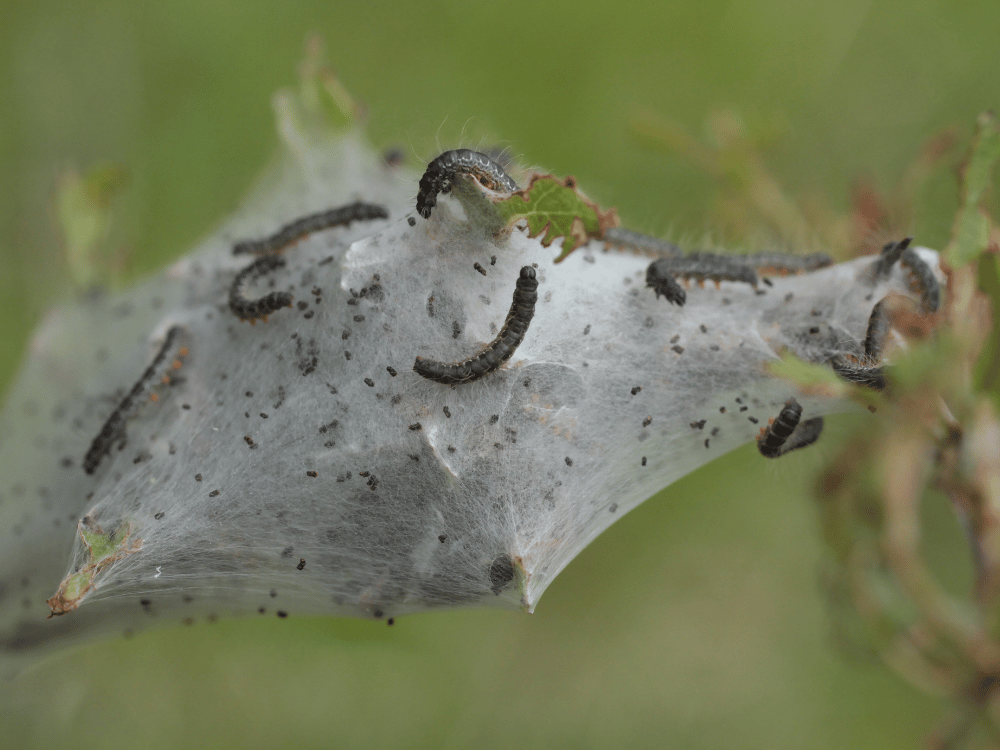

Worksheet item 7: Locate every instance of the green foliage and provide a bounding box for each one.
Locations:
[813,113,1000,747]
[56,163,130,289]
[768,353,848,395]
[945,112,1000,269]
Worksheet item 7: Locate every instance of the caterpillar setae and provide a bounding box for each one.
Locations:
[413,265,538,385]
[82,326,188,475]
[415,149,518,220]
[829,355,887,391]
[232,201,389,255]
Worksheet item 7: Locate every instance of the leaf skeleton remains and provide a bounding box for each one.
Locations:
[0,131,942,674]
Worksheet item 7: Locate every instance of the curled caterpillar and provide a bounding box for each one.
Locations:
[229,255,294,322]
[415,149,518,220]
[414,266,538,385]
[83,326,188,475]
[868,237,912,280]
[830,243,938,392]
[828,299,894,392]
[863,299,890,360]
[899,246,940,313]
[232,201,389,255]
[756,398,824,458]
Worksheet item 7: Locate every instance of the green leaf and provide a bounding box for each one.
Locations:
[56,163,130,289]
[494,174,619,262]
[945,111,1000,269]
[297,35,360,131]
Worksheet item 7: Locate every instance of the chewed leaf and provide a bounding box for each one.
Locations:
[946,111,1000,269]
[495,174,619,261]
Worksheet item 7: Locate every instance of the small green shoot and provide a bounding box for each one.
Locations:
[945,111,1000,269]
[55,163,130,289]
[46,518,141,617]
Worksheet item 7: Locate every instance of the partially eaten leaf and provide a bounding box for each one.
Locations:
[494,174,619,261]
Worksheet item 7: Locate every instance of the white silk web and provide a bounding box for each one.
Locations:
[0,127,940,675]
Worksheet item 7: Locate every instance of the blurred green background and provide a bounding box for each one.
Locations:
[0,1,996,748]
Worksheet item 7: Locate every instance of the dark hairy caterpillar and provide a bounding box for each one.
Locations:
[232,201,389,255]
[415,149,518,220]
[645,252,758,305]
[828,299,891,391]
[604,226,832,278]
[830,355,887,391]
[899,246,941,313]
[829,259,936,392]
[645,262,687,306]
[413,266,538,385]
[82,326,188,475]
[653,252,759,287]
[229,255,294,322]
[604,223,837,307]
[863,299,892,362]
[602,227,682,258]
[734,251,833,275]
[869,237,912,280]
[865,235,940,312]
[756,398,824,458]
[607,224,828,279]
